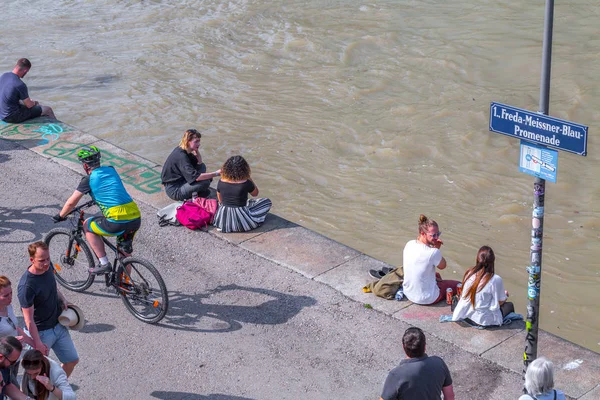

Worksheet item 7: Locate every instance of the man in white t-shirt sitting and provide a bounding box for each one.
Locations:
[402,214,460,305]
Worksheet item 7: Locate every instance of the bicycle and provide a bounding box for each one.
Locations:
[43,199,169,324]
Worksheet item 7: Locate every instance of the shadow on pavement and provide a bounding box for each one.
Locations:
[453,319,526,331]
[0,204,60,243]
[151,392,255,400]
[159,284,316,333]
[78,322,116,334]
[486,319,526,331]
[0,138,49,149]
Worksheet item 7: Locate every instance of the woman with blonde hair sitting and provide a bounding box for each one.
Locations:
[21,349,76,399]
[161,129,221,200]
[213,155,272,232]
[519,357,566,400]
[452,246,514,326]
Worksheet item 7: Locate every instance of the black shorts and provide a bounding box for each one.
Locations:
[2,104,42,123]
[87,216,141,244]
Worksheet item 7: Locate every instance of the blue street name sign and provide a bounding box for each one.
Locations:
[489,102,588,156]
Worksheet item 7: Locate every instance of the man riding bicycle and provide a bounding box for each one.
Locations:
[53,146,141,275]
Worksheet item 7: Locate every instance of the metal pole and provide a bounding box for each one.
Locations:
[524,0,554,380]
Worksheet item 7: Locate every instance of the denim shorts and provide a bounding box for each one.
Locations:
[38,323,79,363]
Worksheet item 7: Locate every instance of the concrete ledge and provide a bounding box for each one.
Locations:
[579,385,600,400]
[240,224,360,278]
[211,214,292,245]
[1,117,599,399]
[482,329,600,398]
[392,302,525,355]
[315,254,412,315]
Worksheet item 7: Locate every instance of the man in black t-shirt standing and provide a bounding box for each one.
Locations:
[18,241,79,378]
[379,327,454,400]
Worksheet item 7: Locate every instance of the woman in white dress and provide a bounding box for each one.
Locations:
[452,246,514,326]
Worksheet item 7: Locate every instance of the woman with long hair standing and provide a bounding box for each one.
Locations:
[213,155,272,232]
[21,349,76,399]
[452,246,514,326]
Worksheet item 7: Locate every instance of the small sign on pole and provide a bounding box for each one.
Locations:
[519,141,558,183]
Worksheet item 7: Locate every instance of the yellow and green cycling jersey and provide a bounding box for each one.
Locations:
[76,166,141,222]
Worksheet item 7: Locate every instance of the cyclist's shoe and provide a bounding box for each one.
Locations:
[89,262,112,275]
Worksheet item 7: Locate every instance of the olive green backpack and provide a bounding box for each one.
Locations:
[362,267,404,300]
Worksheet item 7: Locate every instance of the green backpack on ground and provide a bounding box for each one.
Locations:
[363,267,404,300]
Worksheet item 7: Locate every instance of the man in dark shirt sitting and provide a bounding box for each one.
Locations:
[379,327,454,400]
[0,58,56,123]
[161,129,221,201]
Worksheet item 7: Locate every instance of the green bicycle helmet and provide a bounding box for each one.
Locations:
[77,145,101,165]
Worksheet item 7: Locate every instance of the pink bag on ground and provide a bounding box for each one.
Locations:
[193,197,218,224]
[176,201,212,230]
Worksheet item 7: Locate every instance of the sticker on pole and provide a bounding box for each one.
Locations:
[519,140,558,183]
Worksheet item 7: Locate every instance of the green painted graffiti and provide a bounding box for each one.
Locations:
[43,141,162,194]
[0,120,73,139]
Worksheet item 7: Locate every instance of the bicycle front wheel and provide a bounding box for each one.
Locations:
[44,228,95,292]
[118,257,169,324]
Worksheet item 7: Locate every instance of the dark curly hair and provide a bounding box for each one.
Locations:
[221,155,251,181]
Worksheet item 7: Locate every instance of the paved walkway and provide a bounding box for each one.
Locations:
[0,118,599,399]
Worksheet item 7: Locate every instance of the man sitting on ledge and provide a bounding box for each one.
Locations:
[0,58,56,123]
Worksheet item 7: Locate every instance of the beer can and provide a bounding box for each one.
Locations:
[456,283,463,297]
[446,288,453,305]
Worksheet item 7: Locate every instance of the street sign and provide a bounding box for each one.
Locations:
[489,102,588,156]
[519,140,558,183]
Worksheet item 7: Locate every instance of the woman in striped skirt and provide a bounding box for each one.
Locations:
[213,155,272,232]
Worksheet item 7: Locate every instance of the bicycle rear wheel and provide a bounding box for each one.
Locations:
[44,228,95,292]
[118,257,169,324]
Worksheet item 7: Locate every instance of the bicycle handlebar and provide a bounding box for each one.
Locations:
[53,199,95,223]
[70,199,96,215]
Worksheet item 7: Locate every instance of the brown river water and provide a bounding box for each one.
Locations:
[2,0,599,351]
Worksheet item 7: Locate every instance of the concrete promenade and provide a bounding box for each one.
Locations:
[0,118,599,399]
